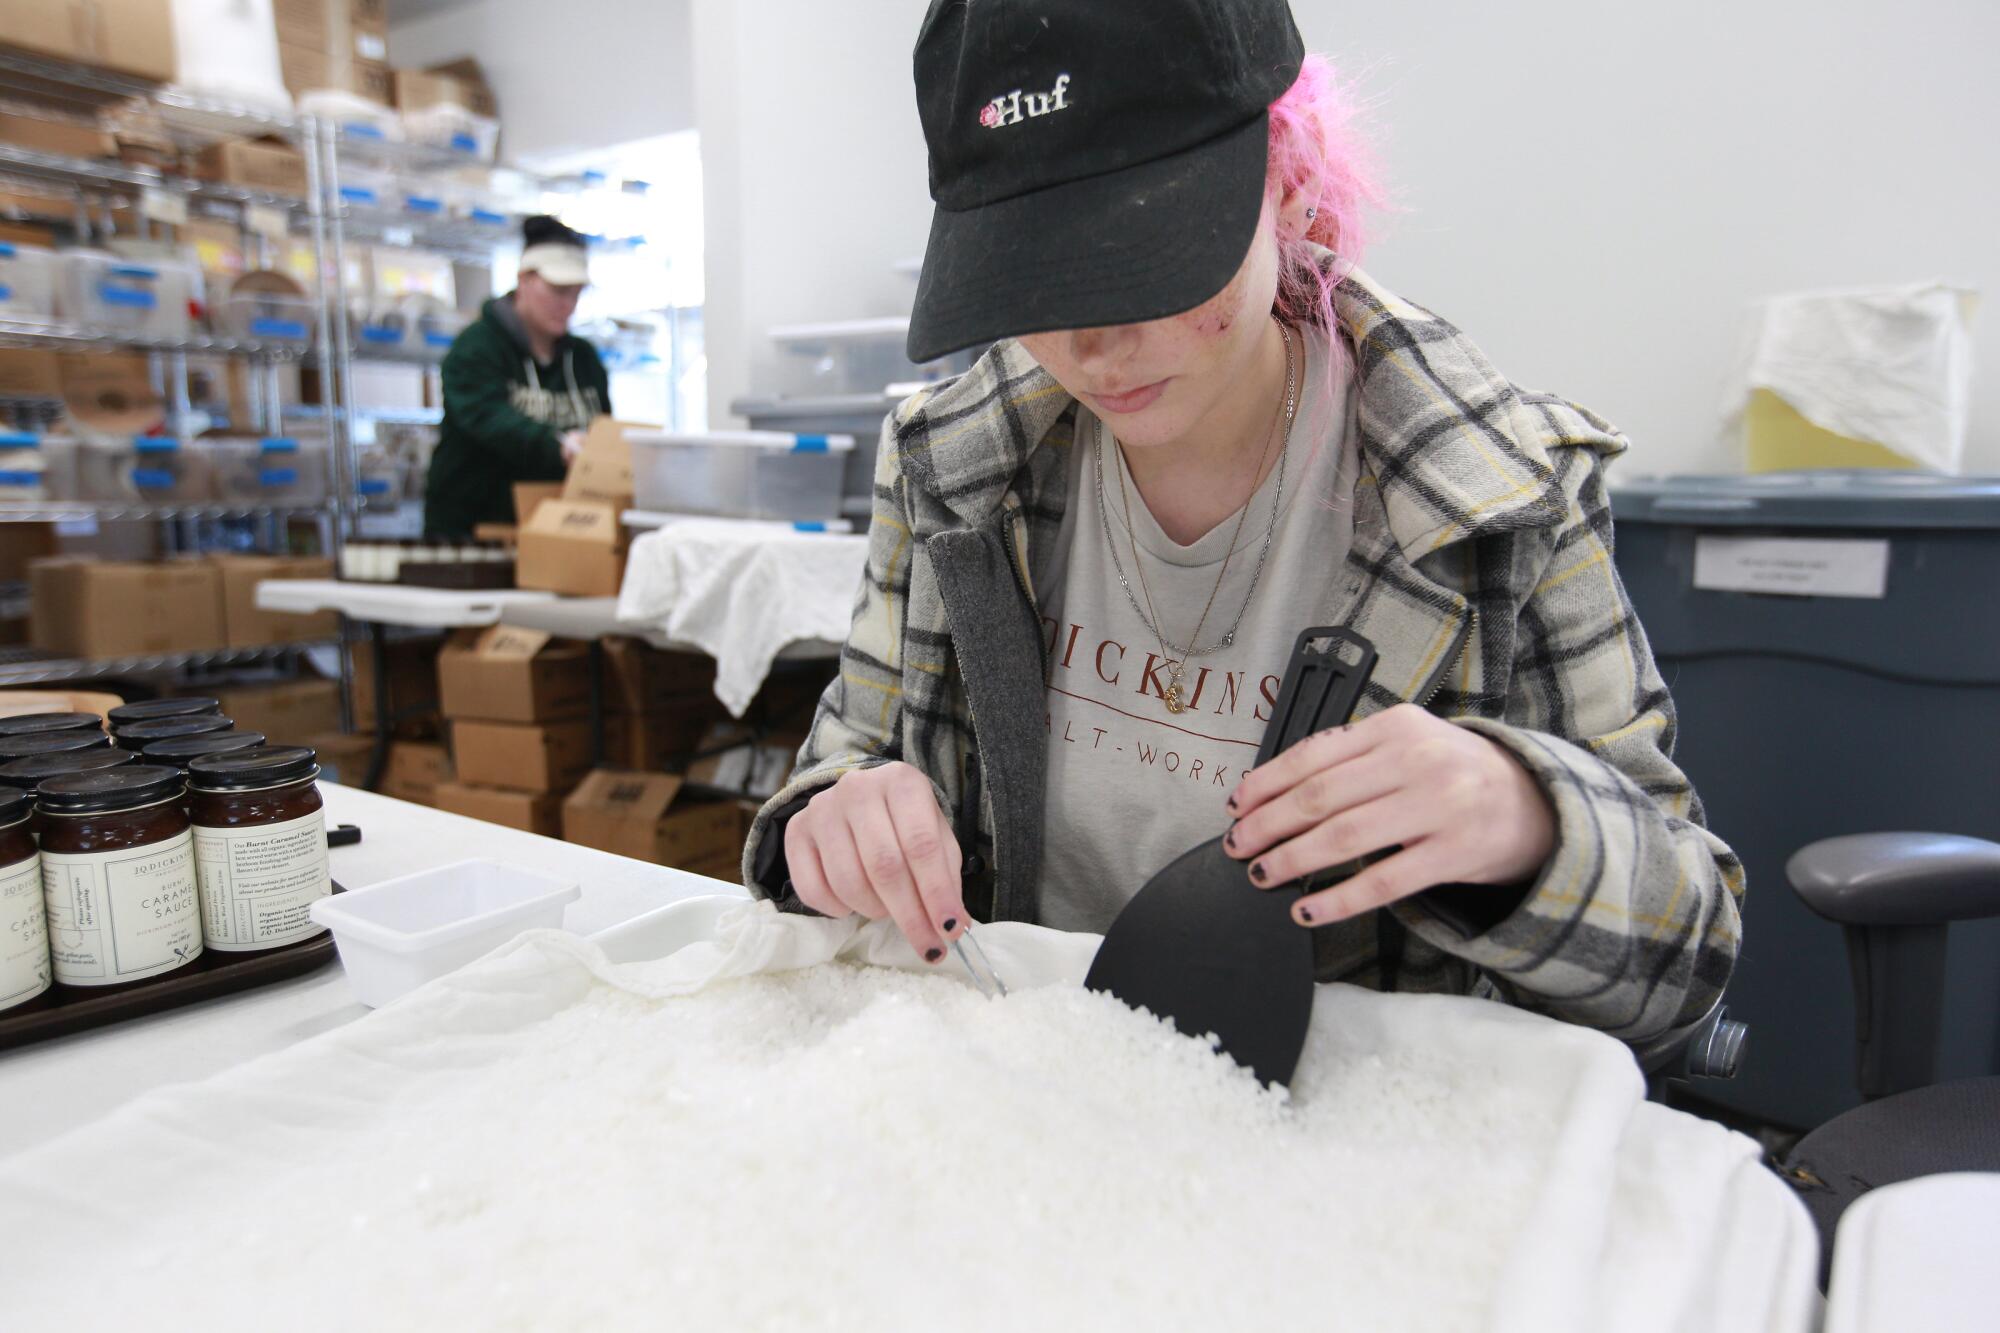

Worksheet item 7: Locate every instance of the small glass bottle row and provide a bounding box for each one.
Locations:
[338,540,514,582]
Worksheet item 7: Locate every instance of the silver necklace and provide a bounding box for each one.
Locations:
[1094,324,1298,663]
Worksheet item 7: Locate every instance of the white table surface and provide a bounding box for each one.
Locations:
[0,782,747,1159]
[254,579,555,628]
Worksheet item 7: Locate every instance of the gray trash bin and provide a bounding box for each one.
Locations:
[1610,470,2000,1129]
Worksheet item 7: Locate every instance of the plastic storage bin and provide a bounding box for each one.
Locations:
[331,162,396,212]
[588,894,744,965]
[307,859,580,1008]
[767,317,972,397]
[56,252,195,339]
[413,303,468,356]
[210,435,328,505]
[75,436,214,503]
[630,429,855,522]
[736,392,897,523]
[0,242,58,324]
[212,273,314,345]
[0,431,45,500]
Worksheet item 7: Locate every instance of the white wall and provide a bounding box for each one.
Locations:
[693,0,1999,474]
[388,0,696,161]
[691,0,933,427]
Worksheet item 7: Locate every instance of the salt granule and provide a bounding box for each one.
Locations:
[93,961,1559,1331]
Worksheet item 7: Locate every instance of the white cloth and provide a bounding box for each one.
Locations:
[1825,1172,2000,1333]
[616,521,867,714]
[1729,282,1979,472]
[0,905,1815,1332]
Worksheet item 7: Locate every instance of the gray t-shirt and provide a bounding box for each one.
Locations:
[1035,327,1360,932]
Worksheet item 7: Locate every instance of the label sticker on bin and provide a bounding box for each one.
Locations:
[340,186,381,206]
[357,478,392,496]
[0,470,40,486]
[133,468,176,489]
[403,196,444,215]
[0,285,12,303]
[134,437,181,454]
[470,208,507,226]
[0,243,14,258]
[361,325,403,344]
[260,438,300,454]
[260,467,300,487]
[0,432,38,448]
[250,316,308,340]
[99,280,157,310]
[1692,536,1891,600]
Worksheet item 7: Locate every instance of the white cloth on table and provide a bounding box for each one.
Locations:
[0,904,1816,1331]
[616,521,866,714]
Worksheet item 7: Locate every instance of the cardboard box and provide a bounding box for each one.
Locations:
[211,554,336,648]
[0,219,58,249]
[57,353,161,432]
[515,499,627,598]
[562,417,641,507]
[0,524,56,584]
[195,139,309,198]
[305,728,374,787]
[513,481,561,526]
[423,57,496,117]
[452,717,602,794]
[351,635,441,738]
[393,68,467,113]
[437,625,592,723]
[606,704,725,772]
[0,688,123,720]
[0,350,61,400]
[0,109,115,160]
[435,781,563,838]
[600,638,715,714]
[216,678,342,746]
[381,740,449,806]
[1,0,177,82]
[561,770,746,869]
[29,557,224,658]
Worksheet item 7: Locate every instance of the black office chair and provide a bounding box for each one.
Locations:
[1777,832,2000,1287]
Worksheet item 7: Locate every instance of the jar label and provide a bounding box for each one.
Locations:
[41,830,201,985]
[193,810,331,952]
[0,853,49,1007]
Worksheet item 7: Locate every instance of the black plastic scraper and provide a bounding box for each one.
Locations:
[1085,627,1378,1087]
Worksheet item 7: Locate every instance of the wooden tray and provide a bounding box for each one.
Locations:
[0,883,346,1051]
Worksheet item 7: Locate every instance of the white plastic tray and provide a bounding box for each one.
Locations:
[309,858,579,1007]
[587,893,746,965]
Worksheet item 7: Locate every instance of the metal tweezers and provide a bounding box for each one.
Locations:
[950,925,1009,999]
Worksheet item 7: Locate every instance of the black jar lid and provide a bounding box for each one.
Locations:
[0,730,113,762]
[107,697,223,729]
[0,712,104,738]
[188,745,319,792]
[143,730,267,763]
[39,764,185,815]
[0,747,137,789]
[0,787,30,828]
[116,715,234,750]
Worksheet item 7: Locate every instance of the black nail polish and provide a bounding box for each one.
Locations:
[925,947,943,963]
[942,917,959,933]
[1249,862,1268,886]
[1225,795,1239,814]
[1223,830,1237,852]
[1297,906,1314,924]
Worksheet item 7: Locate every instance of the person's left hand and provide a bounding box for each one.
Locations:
[560,429,588,463]
[1222,704,1557,927]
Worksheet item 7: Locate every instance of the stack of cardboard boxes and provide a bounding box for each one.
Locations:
[0,0,176,83]
[275,0,390,102]
[29,553,333,658]
[516,418,642,598]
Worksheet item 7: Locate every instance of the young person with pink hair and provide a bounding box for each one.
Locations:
[743,0,1744,1043]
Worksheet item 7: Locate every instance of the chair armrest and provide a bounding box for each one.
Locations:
[1787,833,2000,926]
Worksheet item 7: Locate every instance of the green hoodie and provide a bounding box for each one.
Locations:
[423,294,611,539]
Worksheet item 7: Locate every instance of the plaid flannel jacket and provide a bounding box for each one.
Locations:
[744,264,1744,1042]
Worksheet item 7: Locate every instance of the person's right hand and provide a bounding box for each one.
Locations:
[559,429,587,463]
[782,761,968,964]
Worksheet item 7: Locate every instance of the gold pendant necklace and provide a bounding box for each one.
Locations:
[1113,322,1299,715]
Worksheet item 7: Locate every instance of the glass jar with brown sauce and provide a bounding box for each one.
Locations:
[0,788,48,1013]
[105,697,222,734]
[187,746,330,955]
[0,730,112,764]
[142,730,268,776]
[38,766,202,991]
[0,712,104,739]
[115,715,234,754]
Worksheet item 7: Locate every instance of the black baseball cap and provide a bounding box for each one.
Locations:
[907,0,1304,362]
